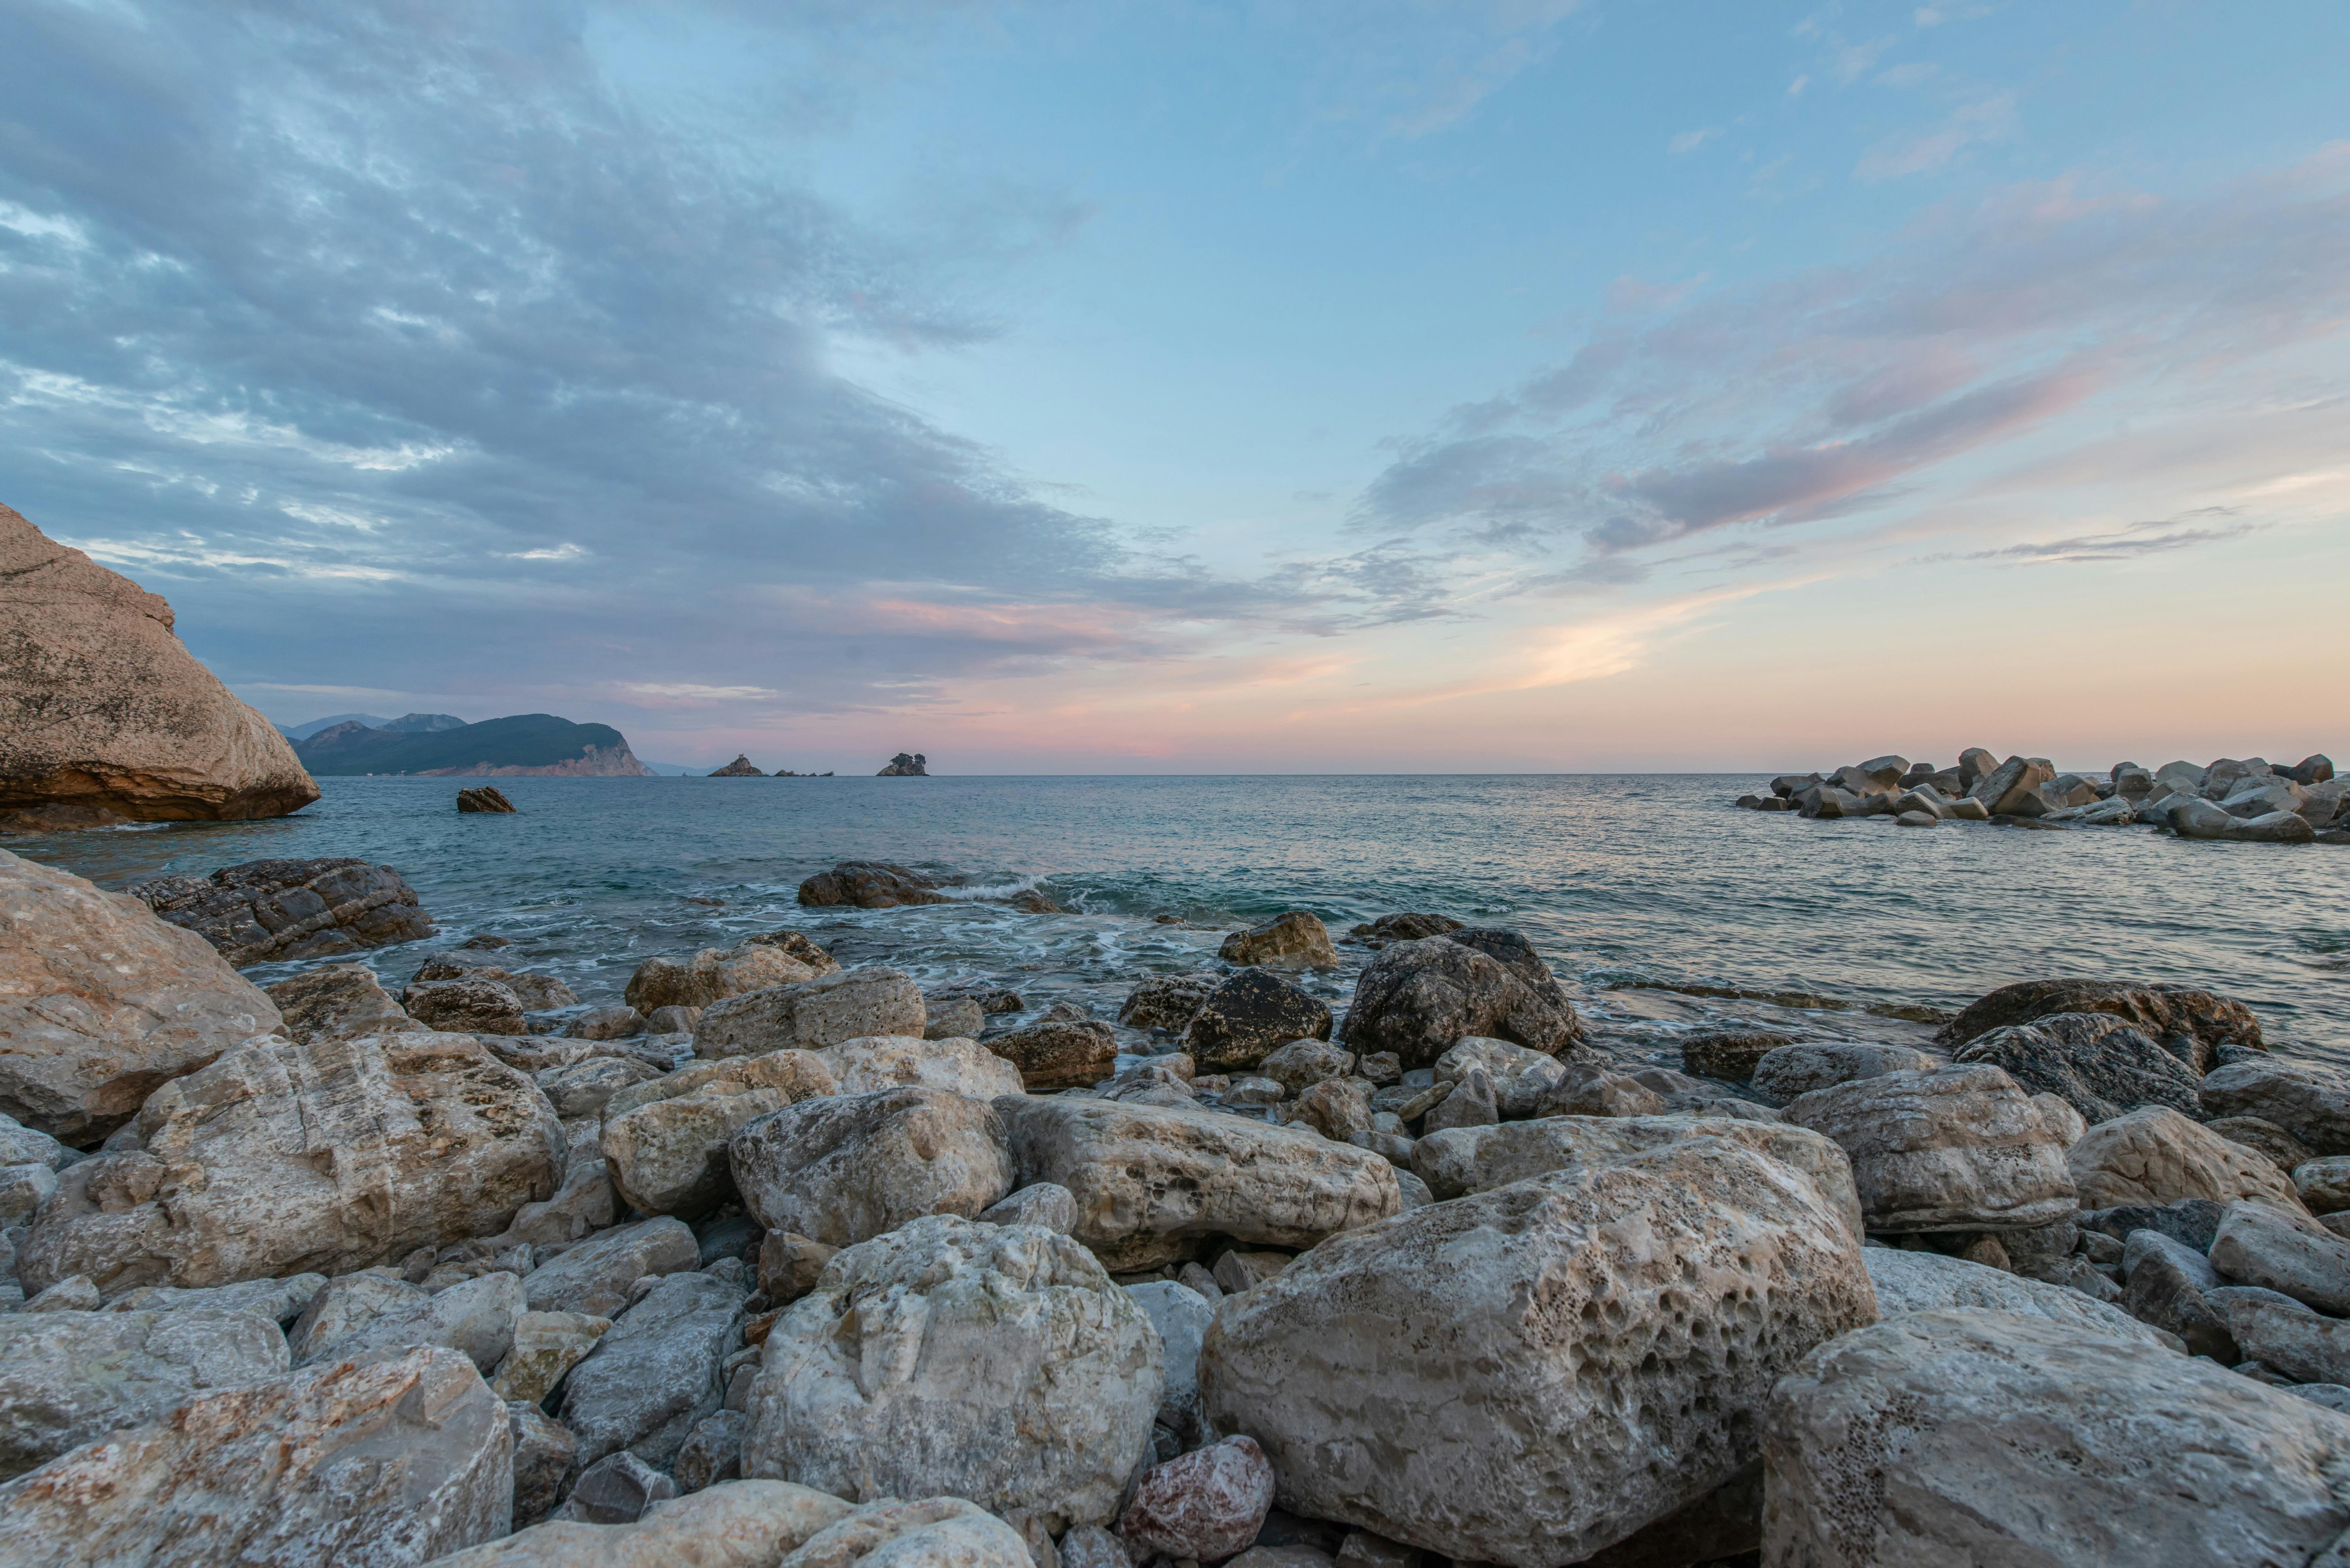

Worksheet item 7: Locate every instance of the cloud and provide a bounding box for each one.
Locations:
[1953,510,2257,564]
[1669,127,1722,155]
[1856,92,2017,180]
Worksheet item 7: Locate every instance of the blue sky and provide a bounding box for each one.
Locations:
[3,2,2345,770]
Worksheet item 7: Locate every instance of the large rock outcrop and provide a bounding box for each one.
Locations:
[745,1215,1162,1532]
[18,1031,563,1297]
[1949,1012,2203,1122]
[996,1095,1400,1270]
[1937,978,2263,1070]
[129,857,436,965]
[1197,1136,1876,1567]
[0,502,318,829]
[1339,931,1583,1068]
[0,1347,511,1567]
[1763,1309,2350,1565]
[0,850,282,1145]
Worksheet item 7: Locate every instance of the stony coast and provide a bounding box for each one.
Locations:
[7,845,2350,1566]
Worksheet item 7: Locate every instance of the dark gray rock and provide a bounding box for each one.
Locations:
[455,786,515,813]
[128,857,435,966]
[1679,1029,1797,1083]
[2080,1198,2229,1254]
[672,1408,748,1493]
[2121,1230,2236,1362]
[2202,1058,2350,1156]
[1185,970,1334,1074]
[559,1270,745,1472]
[507,1401,578,1528]
[1117,975,1217,1034]
[1345,912,1465,949]
[986,1018,1120,1090]
[1950,1012,2203,1122]
[1937,979,2263,1072]
[560,1449,679,1524]
[1338,932,1582,1070]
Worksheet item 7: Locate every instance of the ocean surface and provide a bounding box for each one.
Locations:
[14,774,2350,1067]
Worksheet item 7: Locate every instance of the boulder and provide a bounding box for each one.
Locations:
[2214,1286,2350,1388]
[2213,1115,2317,1172]
[2065,1105,2307,1212]
[1861,1246,2170,1346]
[922,995,985,1040]
[490,1310,613,1405]
[524,1218,701,1317]
[756,1232,838,1306]
[561,1270,746,1472]
[1,851,289,1147]
[295,1269,525,1374]
[507,1402,577,1528]
[17,1031,563,1298]
[563,1006,643,1041]
[128,857,434,966]
[795,861,949,908]
[1420,1067,1498,1131]
[1678,1029,1796,1082]
[456,786,516,813]
[1782,1065,2077,1233]
[1967,755,2056,816]
[1950,1012,2202,1121]
[536,1056,662,1120]
[265,963,422,1047]
[816,1033,1024,1099]
[0,503,318,828]
[728,1087,1011,1247]
[2121,1229,2236,1361]
[1338,932,1582,1068]
[625,942,834,1015]
[1762,1309,2350,1567]
[404,977,531,1036]
[694,968,926,1060]
[2231,809,2318,844]
[1127,1279,1216,1444]
[2208,1200,2350,1314]
[2202,1057,2350,1155]
[1219,912,1340,970]
[2029,1092,2088,1145]
[2289,754,2338,786]
[1409,1114,1864,1240]
[101,1272,325,1323]
[430,1477,851,1565]
[980,1181,1078,1233]
[1185,970,1334,1074]
[997,1096,1401,1271]
[1747,1041,1932,1105]
[0,1347,509,1567]
[1939,978,2261,1070]
[600,1050,837,1218]
[1346,912,1465,949]
[1198,1137,1875,1567]
[745,1215,1162,1531]
[673,1409,749,1493]
[780,1497,1033,1568]
[986,1017,1120,1090]
[0,1306,291,1479]
[1117,974,1216,1033]
[1120,1435,1277,1561]
[1259,1039,1359,1095]
[2299,1156,2350,1215]
[559,1450,677,1523]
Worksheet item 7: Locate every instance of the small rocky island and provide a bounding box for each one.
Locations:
[877,752,929,777]
[1740,749,2344,843]
[9,844,2350,1566]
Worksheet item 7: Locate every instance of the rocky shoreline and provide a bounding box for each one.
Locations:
[1738,748,2346,842]
[8,848,2350,1565]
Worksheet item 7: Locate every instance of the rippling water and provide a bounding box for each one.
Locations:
[15,774,2349,1066]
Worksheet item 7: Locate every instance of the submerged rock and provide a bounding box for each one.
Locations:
[1118,974,1217,1033]
[0,850,284,1145]
[456,786,516,813]
[796,860,947,907]
[1345,912,1465,949]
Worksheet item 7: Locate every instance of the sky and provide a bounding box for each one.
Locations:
[2,1,2346,773]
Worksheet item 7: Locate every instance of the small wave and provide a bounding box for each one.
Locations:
[1597,976,1952,1026]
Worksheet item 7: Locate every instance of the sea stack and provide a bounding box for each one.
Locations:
[877,752,929,777]
[709,754,765,777]
[0,502,318,830]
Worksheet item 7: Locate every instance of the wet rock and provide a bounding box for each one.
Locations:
[1199,1136,1874,1567]
[1784,1064,2076,1233]
[265,963,422,1047]
[795,861,949,908]
[600,1049,837,1218]
[728,1086,1012,1247]
[404,976,531,1036]
[525,1217,702,1317]
[1127,1278,1215,1444]
[998,1095,1401,1271]
[1118,974,1217,1034]
[1747,1041,1933,1105]
[18,1031,562,1298]
[1861,1247,2170,1345]
[1938,978,2263,1071]
[2066,1105,2306,1212]
[1120,1434,1277,1561]
[0,504,318,829]
[2202,1057,2350,1155]
[0,1347,509,1567]
[1259,1039,1358,1095]
[1678,1028,1797,1082]
[757,1231,837,1306]
[1185,970,1335,1074]
[456,785,515,813]
[674,1407,749,1493]
[981,1182,1078,1233]
[1950,1012,2203,1121]
[625,941,835,1015]
[987,1017,1121,1090]
[696,967,927,1060]
[1220,911,1340,970]
[1762,1310,2350,1567]
[130,856,434,967]
[561,1269,746,1472]
[0,851,285,1146]
[746,1214,1161,1530]
[0,1306,291,1479]
[1339,930,1583,1068]
[1346,912,1466,949]
[2208,1200,2350,1313]
[490,1310,612,1404]
[433,1478,852,1565]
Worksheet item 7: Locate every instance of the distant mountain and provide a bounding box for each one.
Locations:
[295,713,652,776]
[280,712,391,740]
[380,712,467,733]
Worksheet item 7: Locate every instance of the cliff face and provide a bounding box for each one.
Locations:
[417,745,652,777]
[0,503,319,829]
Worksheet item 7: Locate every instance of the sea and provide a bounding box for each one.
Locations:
[13,774,2350,1067]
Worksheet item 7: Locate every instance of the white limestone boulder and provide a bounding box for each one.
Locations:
[1782,1064,2076,1233]
[2066,1105,2308,1212]
[694,968,926,1060]
[599,1050,837,1218]
[425,1478,855,1567]
[728,1087,1012,1248]
[0,1306,291,1479]
[816,1034,1024,1099]
[1861,1246,2175,1347]
[745,1215,1163,1532]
